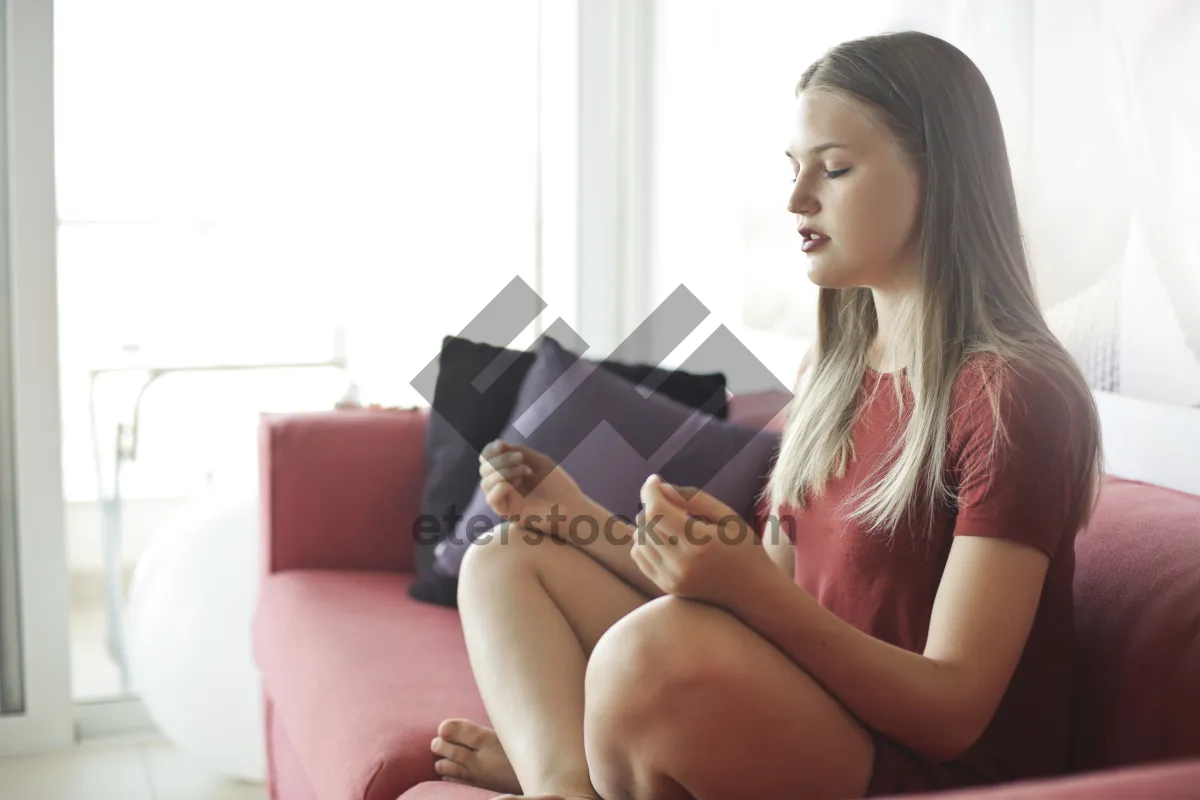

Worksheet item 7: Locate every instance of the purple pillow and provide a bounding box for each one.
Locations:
[433,336,784,577]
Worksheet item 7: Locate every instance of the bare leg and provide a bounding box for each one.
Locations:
[585,597,875,800]
[441,523,653,799]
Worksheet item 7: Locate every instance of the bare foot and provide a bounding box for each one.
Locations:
[431,718,522,795]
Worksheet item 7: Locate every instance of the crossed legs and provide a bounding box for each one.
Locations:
[434,524,875,800]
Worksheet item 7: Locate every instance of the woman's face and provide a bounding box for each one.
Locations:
[787,90,923,291]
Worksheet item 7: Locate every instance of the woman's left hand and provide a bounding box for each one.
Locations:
[631,474,775,606]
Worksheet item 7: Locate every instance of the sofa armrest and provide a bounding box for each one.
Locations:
[259,407,429,576]
[886,758,1200,799]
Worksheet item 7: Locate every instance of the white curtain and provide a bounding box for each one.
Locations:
[899,0,1200,406]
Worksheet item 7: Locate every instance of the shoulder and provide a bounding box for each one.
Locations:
[946,352,1101,546]
[948,353,1093,451]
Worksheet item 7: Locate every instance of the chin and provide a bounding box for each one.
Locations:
[806,253,874,290]
[806,261,855,290]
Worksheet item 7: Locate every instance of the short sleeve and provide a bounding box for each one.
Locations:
[950,364,1091,559]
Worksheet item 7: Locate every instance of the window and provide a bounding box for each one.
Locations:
[55,0,544,502]
[54,0,545,700]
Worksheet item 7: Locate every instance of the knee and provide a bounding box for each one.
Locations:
[584,596,719,740]
[583,597,727,797]
[456,522,542,603]
[590,595,726,682]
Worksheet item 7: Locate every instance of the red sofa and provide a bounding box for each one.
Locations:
[252,392,1200,800]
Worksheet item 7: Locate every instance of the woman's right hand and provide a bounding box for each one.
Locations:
[478,440,586,536]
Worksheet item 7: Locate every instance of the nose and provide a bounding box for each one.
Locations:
[787,175,819,217]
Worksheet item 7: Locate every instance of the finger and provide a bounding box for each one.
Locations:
[481,450,524,471]
[640,474,664,511]
[659,481,696,506]
[690,494,747,538]
[479,450,510,470]
[633,534,667,573]
[518,446,556,473]
[482,440,515,460]
[486,483,514,516]
[490,463,529,482]
[636,502,679,549]
[634,507,648,541]
[485,480,505,505]
[658,481,728,526]
[480,472,505,495]
[680,488,731,521]
[629,540,658,579]
[480,453,527,480]
[654,480,706,514]
[640,480,685,530]
[479,459,507,485]
[482,467,529,495]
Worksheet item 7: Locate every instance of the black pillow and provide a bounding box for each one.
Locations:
[408,334,729,607]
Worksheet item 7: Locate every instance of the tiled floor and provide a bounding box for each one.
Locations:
[0,732,268,800]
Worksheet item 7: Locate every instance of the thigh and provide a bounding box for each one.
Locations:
[461,523,654,657]
[592,597,876,800]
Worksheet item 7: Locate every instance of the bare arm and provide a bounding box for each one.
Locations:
[555,495,667,599]
[763,523,795,580]
[727,534,1049,761]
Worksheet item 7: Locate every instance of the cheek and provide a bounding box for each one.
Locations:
[842,180,918,259]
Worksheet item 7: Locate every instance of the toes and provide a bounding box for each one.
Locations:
[434,758,471,782]
[430,736,476,765]
[437,718,488,750]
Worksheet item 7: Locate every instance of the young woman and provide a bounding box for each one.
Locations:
[430,30,1102,800]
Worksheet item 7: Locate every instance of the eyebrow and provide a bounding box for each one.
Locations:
[785,142,850,160]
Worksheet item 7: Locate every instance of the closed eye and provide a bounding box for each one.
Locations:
[790,167,852,183]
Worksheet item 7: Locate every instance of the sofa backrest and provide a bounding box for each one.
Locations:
[1068,476,1200,771]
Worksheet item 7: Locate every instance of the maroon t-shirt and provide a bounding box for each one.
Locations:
[777,358,1094,795]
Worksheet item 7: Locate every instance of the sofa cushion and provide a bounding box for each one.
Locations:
[1070,476,1200,770]
[253,571,488,800]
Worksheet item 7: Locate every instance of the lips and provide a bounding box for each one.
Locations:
[798,225,830,253]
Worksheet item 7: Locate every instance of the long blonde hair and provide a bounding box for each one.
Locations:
[765,31,1102,540]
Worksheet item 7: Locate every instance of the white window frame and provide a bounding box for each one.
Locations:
[557,0,657,361]
[0,0,75,755]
